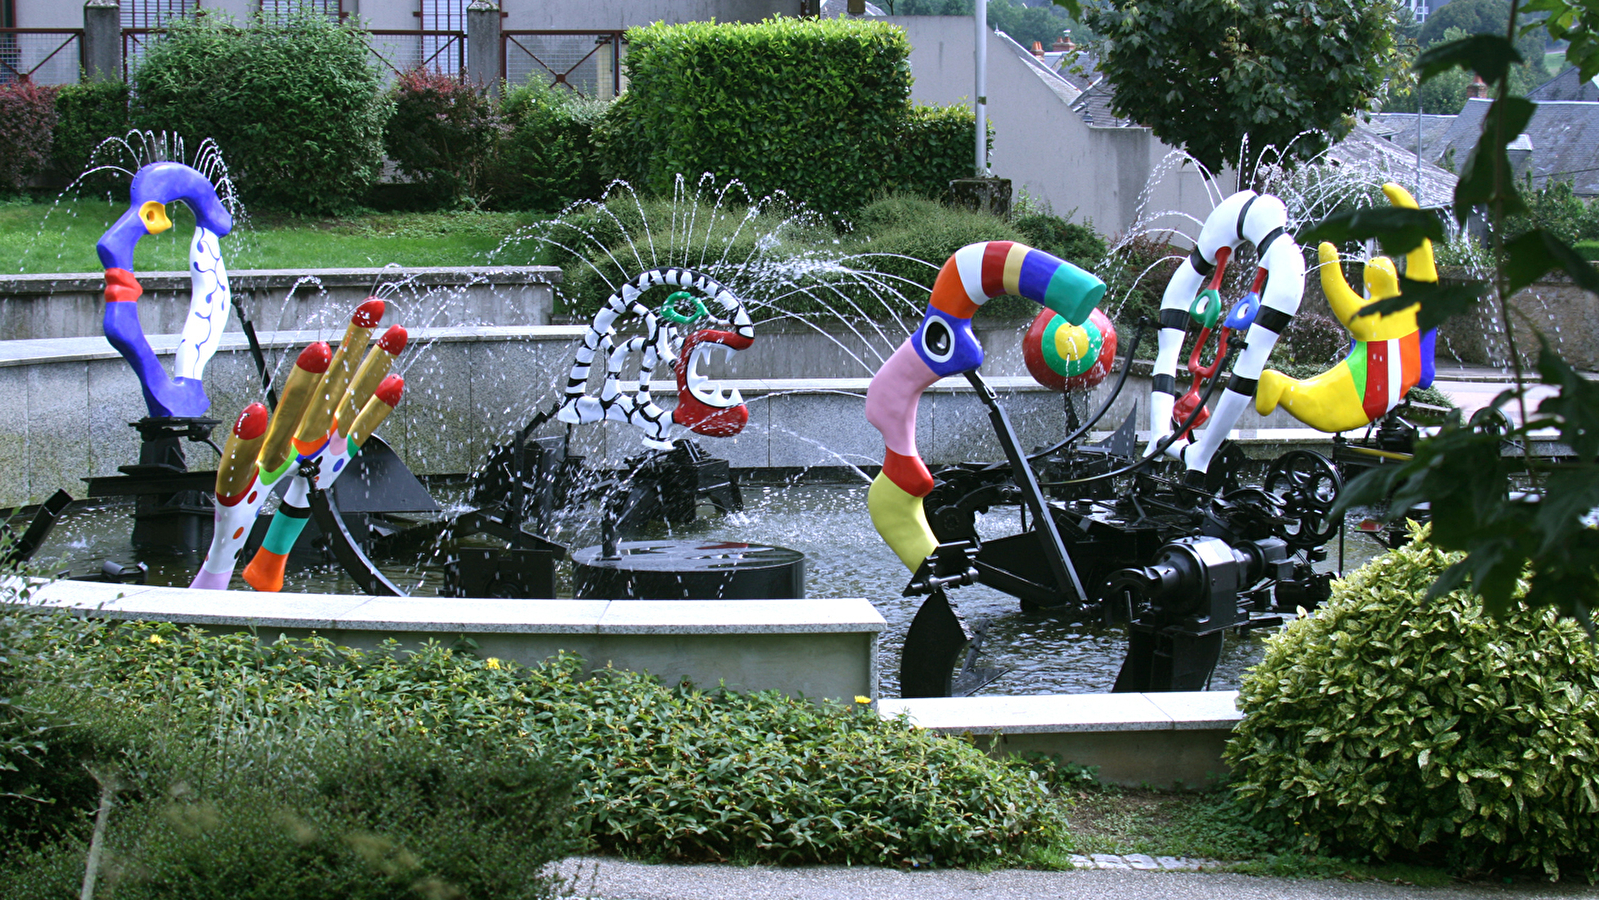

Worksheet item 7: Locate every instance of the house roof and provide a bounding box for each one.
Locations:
[1359,111,1458,162]
[1319,124,1460,209]
[1436,97,1599,194]
[1528,66,1599,103]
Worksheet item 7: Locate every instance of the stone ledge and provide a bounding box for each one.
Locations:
[0,266,561,297]
[21,579,885,702]
[879,691,1242,734]
[26,580,886,637]
[0,326,590,368]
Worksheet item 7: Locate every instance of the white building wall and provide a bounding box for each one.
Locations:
[887,15,1230,242]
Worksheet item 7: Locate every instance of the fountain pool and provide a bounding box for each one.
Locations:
[26,477,1391,698]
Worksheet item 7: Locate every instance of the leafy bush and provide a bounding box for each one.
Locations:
[1011,212,1107,270]
[846,195,1035,316]
[49,82,132,195]
[610,18,971,219]
[491,80,608,212]
[0,82,59,195]
[42,621,1058,868]
[133,11,390,214]
[1227,529,1599,880]
[385,67,504,209]
[887,104,980,202]
[1504,178,1599,248]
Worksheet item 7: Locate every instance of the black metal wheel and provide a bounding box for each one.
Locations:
[1264,450,1343,550]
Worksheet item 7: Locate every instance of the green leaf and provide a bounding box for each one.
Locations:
[1355,278,1487,332]
[1453,97,1536,222]
[1503,229,1599,298]
[1415,33,1523,86]
[1536,344,1599,460]
[1300,207,1445,257]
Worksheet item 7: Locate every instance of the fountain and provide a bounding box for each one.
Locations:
[2,155,1451,705]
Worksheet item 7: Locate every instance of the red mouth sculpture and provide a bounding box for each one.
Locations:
[673,328,754,437]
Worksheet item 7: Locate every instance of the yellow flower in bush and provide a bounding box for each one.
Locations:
[486,657,502,670]
[854,695,871,705]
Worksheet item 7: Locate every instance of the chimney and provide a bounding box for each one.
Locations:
[1467,76,1490,99]
[1032,41,1045,59]
[1053,34,1075,52]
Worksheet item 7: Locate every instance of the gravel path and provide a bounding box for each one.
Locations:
[555,857,1599,900]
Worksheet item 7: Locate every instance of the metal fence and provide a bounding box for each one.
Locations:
[364,29,465,86]
[504,30,625,99]
[0,29,83,85]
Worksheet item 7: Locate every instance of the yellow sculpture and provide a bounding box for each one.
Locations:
[1255,183,1438,433]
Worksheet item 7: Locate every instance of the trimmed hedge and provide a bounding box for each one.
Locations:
[491,79,609,212]
[49,82,132,195]
[1227,528,1599,881]
[30,619,1059,868]
[606,18,972,218]
[132,11,390,214]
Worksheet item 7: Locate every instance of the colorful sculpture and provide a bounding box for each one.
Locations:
[1023,306,1117,392]
[189,300,407,591]
[557,268,755,449]
[865,241,1105,570]
[1255,183,1438,432]
[97,162,234,418]
[1146,191,1305,479]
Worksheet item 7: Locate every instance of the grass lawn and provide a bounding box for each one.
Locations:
[1,197,551,275]
[1050,785,1458,885]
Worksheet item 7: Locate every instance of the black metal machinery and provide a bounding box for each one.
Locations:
[897,325,1351,698]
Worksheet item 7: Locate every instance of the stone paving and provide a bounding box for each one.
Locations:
[1069,853,1220,871]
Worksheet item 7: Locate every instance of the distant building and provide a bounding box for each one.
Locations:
[1367,68,1599,197]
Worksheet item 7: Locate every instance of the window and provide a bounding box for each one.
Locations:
[122,0,198,30]
[260,0,344,22]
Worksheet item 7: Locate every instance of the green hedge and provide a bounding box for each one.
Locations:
[607,18,972,218]
[5,617,1060,870]
[132,11,390,214]
[491,79,609,212]
[1227,528,1599,880]
[50,82,131,195]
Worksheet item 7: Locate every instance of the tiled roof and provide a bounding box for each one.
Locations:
[1436,97,1599,195]
[1321,124,1459,209]
[1528,66,1599,103]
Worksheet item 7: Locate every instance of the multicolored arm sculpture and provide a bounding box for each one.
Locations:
[97,161,235,418]
[189,341,332,590]
[241,321,407,593]
[1255,184,1438,432]
[865,241,1105,570]
[1144,191,1306,477]
[189,300,400,591]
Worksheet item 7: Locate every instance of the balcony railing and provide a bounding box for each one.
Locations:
[365,29,465,84]
[0,29,84,85]
[503,30,625,99]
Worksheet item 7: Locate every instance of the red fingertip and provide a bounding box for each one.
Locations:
[353,298,385,327]
[234,403,269,439]
[378,325,408,354]
[374,375,404,407]
[297,341,332,373]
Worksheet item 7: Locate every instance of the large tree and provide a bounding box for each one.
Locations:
[1081,0,1407,174]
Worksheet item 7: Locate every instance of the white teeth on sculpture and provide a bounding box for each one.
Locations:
[687,342,741,408]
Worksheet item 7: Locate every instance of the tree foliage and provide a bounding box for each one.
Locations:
[1315,2,1599,625]
[133,11,390,215]
[1081,0,1407,174]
